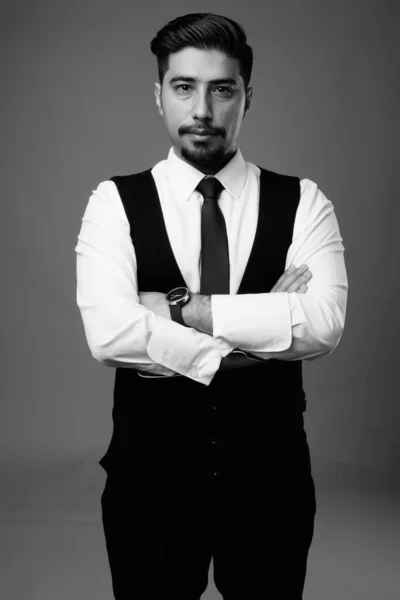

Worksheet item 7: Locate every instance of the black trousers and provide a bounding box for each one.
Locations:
[100,428,316,599]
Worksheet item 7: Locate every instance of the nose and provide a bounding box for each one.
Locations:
[191,90,213,120]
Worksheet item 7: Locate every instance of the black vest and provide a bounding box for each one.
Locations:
[99,166,307,481]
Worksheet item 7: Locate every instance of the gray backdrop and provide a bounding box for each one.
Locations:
[1,1,399,599]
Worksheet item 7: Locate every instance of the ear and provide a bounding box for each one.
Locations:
[243,86,253,118]
[154,82,163,116]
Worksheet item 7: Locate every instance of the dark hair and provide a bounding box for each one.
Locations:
[150,13,253,91]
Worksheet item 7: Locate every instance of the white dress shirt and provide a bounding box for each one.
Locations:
[75,146,348,386]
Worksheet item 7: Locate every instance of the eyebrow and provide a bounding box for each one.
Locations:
[169,76,239,86]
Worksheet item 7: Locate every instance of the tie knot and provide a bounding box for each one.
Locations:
[196,176,224,200]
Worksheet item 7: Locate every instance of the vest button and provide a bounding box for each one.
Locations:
[210,437,216,444]
[213,471,218,477]
[211,405,217,411]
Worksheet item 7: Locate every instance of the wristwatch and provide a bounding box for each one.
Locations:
[166,286,191,326]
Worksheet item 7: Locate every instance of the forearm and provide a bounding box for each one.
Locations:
[211,288,347,361]
[181,294,264,371]
[181,293,213,335]
[77,282,227,383]
[180,278,347,364]
[178,283,347,366]
[182,290,297,357]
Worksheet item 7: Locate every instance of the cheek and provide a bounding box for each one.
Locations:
[162,110,179,134]
[164,99,187,126]
[223,107,243,134]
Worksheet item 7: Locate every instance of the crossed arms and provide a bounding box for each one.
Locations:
[75,178,348,386]
[139,265,313,372]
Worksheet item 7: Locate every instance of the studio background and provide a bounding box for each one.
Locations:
[1,1,399,599]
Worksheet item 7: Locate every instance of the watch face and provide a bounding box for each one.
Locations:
[167,287,187,302]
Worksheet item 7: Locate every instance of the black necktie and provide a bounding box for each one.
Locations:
[197,176,230,294]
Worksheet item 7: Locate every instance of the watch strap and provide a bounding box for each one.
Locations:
[169,302,186,326]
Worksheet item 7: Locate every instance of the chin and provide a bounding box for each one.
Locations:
[181,142,227,164]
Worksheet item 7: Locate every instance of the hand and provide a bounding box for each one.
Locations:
[270,264,312,293]
[138,292,171,319]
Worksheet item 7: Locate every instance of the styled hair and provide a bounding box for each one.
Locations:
[150,13,253,90]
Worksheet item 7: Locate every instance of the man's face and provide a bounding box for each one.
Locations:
[154,47,252,169]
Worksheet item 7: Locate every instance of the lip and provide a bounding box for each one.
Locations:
[188,132,216,138]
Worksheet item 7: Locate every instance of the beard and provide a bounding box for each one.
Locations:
[180,136,232,170]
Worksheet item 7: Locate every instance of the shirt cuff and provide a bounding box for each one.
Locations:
[288,292,307,327]
[211,293,294,353]
[147,315,223,385]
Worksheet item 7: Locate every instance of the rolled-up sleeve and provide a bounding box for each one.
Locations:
[75,181,230,385]
[211,178,348,361]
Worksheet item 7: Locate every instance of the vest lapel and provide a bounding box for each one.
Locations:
[111,171,187,292]
[238,167,300,294]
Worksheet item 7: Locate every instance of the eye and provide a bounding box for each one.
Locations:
[214,86,233,96]
[175,84,192,92]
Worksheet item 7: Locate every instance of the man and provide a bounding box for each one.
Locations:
[75,12,347,600]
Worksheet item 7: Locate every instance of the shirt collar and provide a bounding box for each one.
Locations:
[165,145,248,203]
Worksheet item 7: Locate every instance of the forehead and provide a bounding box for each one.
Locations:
[165,47,241,84]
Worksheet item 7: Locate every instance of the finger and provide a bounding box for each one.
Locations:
[273,265,309,292]
[286,271,312,293]
[270,265,302,292]
[270,265,296,292]
[286,270,313,293]
[297,284,308,294]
